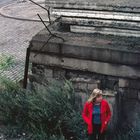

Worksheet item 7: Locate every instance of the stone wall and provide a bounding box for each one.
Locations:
[118,79,140,137]
[28,19,140,136]
[30,64,119,132]
[29,63,140,136]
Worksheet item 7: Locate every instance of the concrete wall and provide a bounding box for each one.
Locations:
[29,64,119,132]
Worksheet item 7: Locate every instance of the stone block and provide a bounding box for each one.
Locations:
[66,71,78,79]
[87,83,98,91]
[44,68,53,78]
[122,89,138,99]
[78,73,92,79]
[100,78,118,90]
[73,82,88,92]
[31,64,45,75]
[119,78,129,88]
[119,78,140,90]
[53,68,66,80]
[71,77,99,84]
[78,82,88,91]
[71,77,90,83]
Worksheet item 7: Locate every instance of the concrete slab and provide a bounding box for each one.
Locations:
[30,22,140,66]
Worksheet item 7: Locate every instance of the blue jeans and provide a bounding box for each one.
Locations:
[88,124,106,140]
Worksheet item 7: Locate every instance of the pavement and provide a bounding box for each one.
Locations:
[0,0,48,21]
[0,0,48,82]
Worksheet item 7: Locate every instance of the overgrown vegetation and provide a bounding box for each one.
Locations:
[0,78,87,140]
[0,54,14,70]
[0,77,138,140]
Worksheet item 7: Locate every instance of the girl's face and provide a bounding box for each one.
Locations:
[95,95,103,103]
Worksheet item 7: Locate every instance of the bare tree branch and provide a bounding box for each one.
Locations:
[37,14,65,42]
[34,35,53,57]
[29,0,51,23]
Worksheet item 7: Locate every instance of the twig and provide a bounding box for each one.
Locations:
[29,0,49,11]
[47,7,51,23]
[34,35,53,57]
[37,14,65,42]
[37,14,52,34]
[34,14,65,57]
[29,0,51,23]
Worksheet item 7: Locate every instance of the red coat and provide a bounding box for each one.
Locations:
[82,99,111,134]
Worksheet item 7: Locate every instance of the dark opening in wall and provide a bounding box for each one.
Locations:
[100,77,119,90]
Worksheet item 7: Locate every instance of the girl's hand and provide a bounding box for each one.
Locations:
[105,121,107,125]
[101,121,108,133]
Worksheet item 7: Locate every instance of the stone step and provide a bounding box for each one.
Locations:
[51,9,140,36]
[45,0,140,12]
[51,9,140,22]
[47,1,140,36]
[61,17,140,31]
[70,25,140,37]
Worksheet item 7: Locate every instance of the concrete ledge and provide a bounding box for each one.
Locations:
[30,53,140,79]
[31,40,140,66]
[119,78,140,90]
[70,25,140,37]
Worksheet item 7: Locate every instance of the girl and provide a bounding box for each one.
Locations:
[82,88,111,140]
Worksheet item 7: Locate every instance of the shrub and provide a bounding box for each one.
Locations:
[0,54,14,70]
[0,78,87,140]
[0,77,139,140]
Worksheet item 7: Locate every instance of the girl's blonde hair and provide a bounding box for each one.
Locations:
[87,88,103,103]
